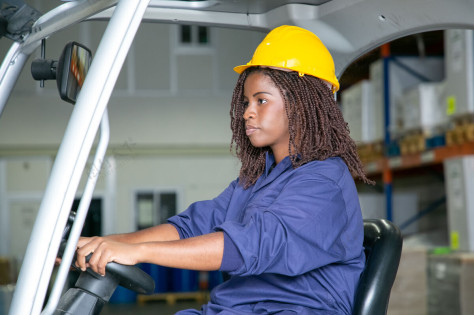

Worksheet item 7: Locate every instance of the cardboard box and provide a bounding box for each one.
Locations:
[443,156,474,251]
[358,192,419,235]
[397,81,447,135]
[342,80,383,143]
[444,29,474,117]
[0,258,14,286]
[427,252,474,315]
[369,57,444,139]
[460,255,474,314]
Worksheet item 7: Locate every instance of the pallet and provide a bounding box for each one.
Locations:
[398,128,446,155]
[448,112,474,125]
[399,133,424,155]
[137,291,209,305]
[357,141,384,164]
[446,121,474,146]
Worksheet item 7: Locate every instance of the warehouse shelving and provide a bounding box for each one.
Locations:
[364,43,447,222]
[364,141,474,175]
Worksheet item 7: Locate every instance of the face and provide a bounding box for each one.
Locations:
[243,71,290,163]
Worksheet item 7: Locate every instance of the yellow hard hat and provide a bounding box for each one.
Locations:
[234,25,340,93]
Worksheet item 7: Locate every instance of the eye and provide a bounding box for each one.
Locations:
[242,100,249,108]
[258,98,267,105]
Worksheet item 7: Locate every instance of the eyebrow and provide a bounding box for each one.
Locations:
[243,91,272,98]
[254,91,272,97]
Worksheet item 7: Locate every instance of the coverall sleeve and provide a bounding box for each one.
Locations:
[167,179,238,239]
[216,171,356,277]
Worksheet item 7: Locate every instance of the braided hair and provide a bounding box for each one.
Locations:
[230,66,374,188]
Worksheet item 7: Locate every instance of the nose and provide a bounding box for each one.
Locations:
[243,103,255,120]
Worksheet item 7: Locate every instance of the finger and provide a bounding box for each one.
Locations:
[94,246,112,277]
[76,236,93,248]
[75,237,103,271]
[74,250,85,271]
[97,253,109,276]
[88,249,107,276]
[87,250,98,274]
[76,245,95,271]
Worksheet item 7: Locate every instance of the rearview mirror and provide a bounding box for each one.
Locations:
[56,42,92,104]
[31,41,92,104]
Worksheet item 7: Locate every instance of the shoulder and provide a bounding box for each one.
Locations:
[279,157,354,199]
[294,157,350,184]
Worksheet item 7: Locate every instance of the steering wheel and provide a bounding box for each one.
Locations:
[61,211,155,295]
[55,212,155,314]
[75,252,155,295]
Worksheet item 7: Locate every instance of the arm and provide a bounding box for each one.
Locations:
[79,223,181,245]
[79,179,237,247]
[75,180,237,275]
[76,231,224,276]
[74,223,181,266]
[218,166,362,277]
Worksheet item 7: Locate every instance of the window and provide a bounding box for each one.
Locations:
[180,25,192,43]
[171,24,216,92]
[135,190,178,230]
[179,25,210,46]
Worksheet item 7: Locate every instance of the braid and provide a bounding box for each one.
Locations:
[230,67,374,188]
[230,70,268,188]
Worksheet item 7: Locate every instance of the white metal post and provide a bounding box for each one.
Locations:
[8,0,151,314]
[0,43,33,118]
[41,111,110,315]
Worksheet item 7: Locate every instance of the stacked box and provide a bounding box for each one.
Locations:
[396,81,447,135]
[369,57,444,139]
[428,253,461,315]
[358,192,419,235]
[342,80,383,143]
[460,255,474,314]
[0,258,15,285]
[444,156,474,251]
[444,29,474,117]
[427,252,474,315]
[387,248,428,315]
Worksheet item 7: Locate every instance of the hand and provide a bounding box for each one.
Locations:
[75,236,141,276]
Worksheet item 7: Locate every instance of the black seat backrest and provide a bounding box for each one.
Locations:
[353,219,403,315]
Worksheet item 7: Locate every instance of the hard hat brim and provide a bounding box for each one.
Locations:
[233,64,252,74]
[233,64,339,93]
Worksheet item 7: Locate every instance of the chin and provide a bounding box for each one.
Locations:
[249,141,267,148]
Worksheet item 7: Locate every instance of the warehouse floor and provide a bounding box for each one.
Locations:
[102,301,202,315]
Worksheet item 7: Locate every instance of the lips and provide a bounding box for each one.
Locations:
[246,125,258,136]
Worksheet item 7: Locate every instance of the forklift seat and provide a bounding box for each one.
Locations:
[353,219,403,315]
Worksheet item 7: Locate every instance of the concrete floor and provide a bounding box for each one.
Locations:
[102,301,203,315]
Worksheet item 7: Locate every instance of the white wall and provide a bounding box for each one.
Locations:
[106,95,233,146]
[114,155,239,233]
[0,157,51,257]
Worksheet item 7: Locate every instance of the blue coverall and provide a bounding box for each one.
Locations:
[169,153,365,314]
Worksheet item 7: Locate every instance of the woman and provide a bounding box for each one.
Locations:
[76,25,373,314]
